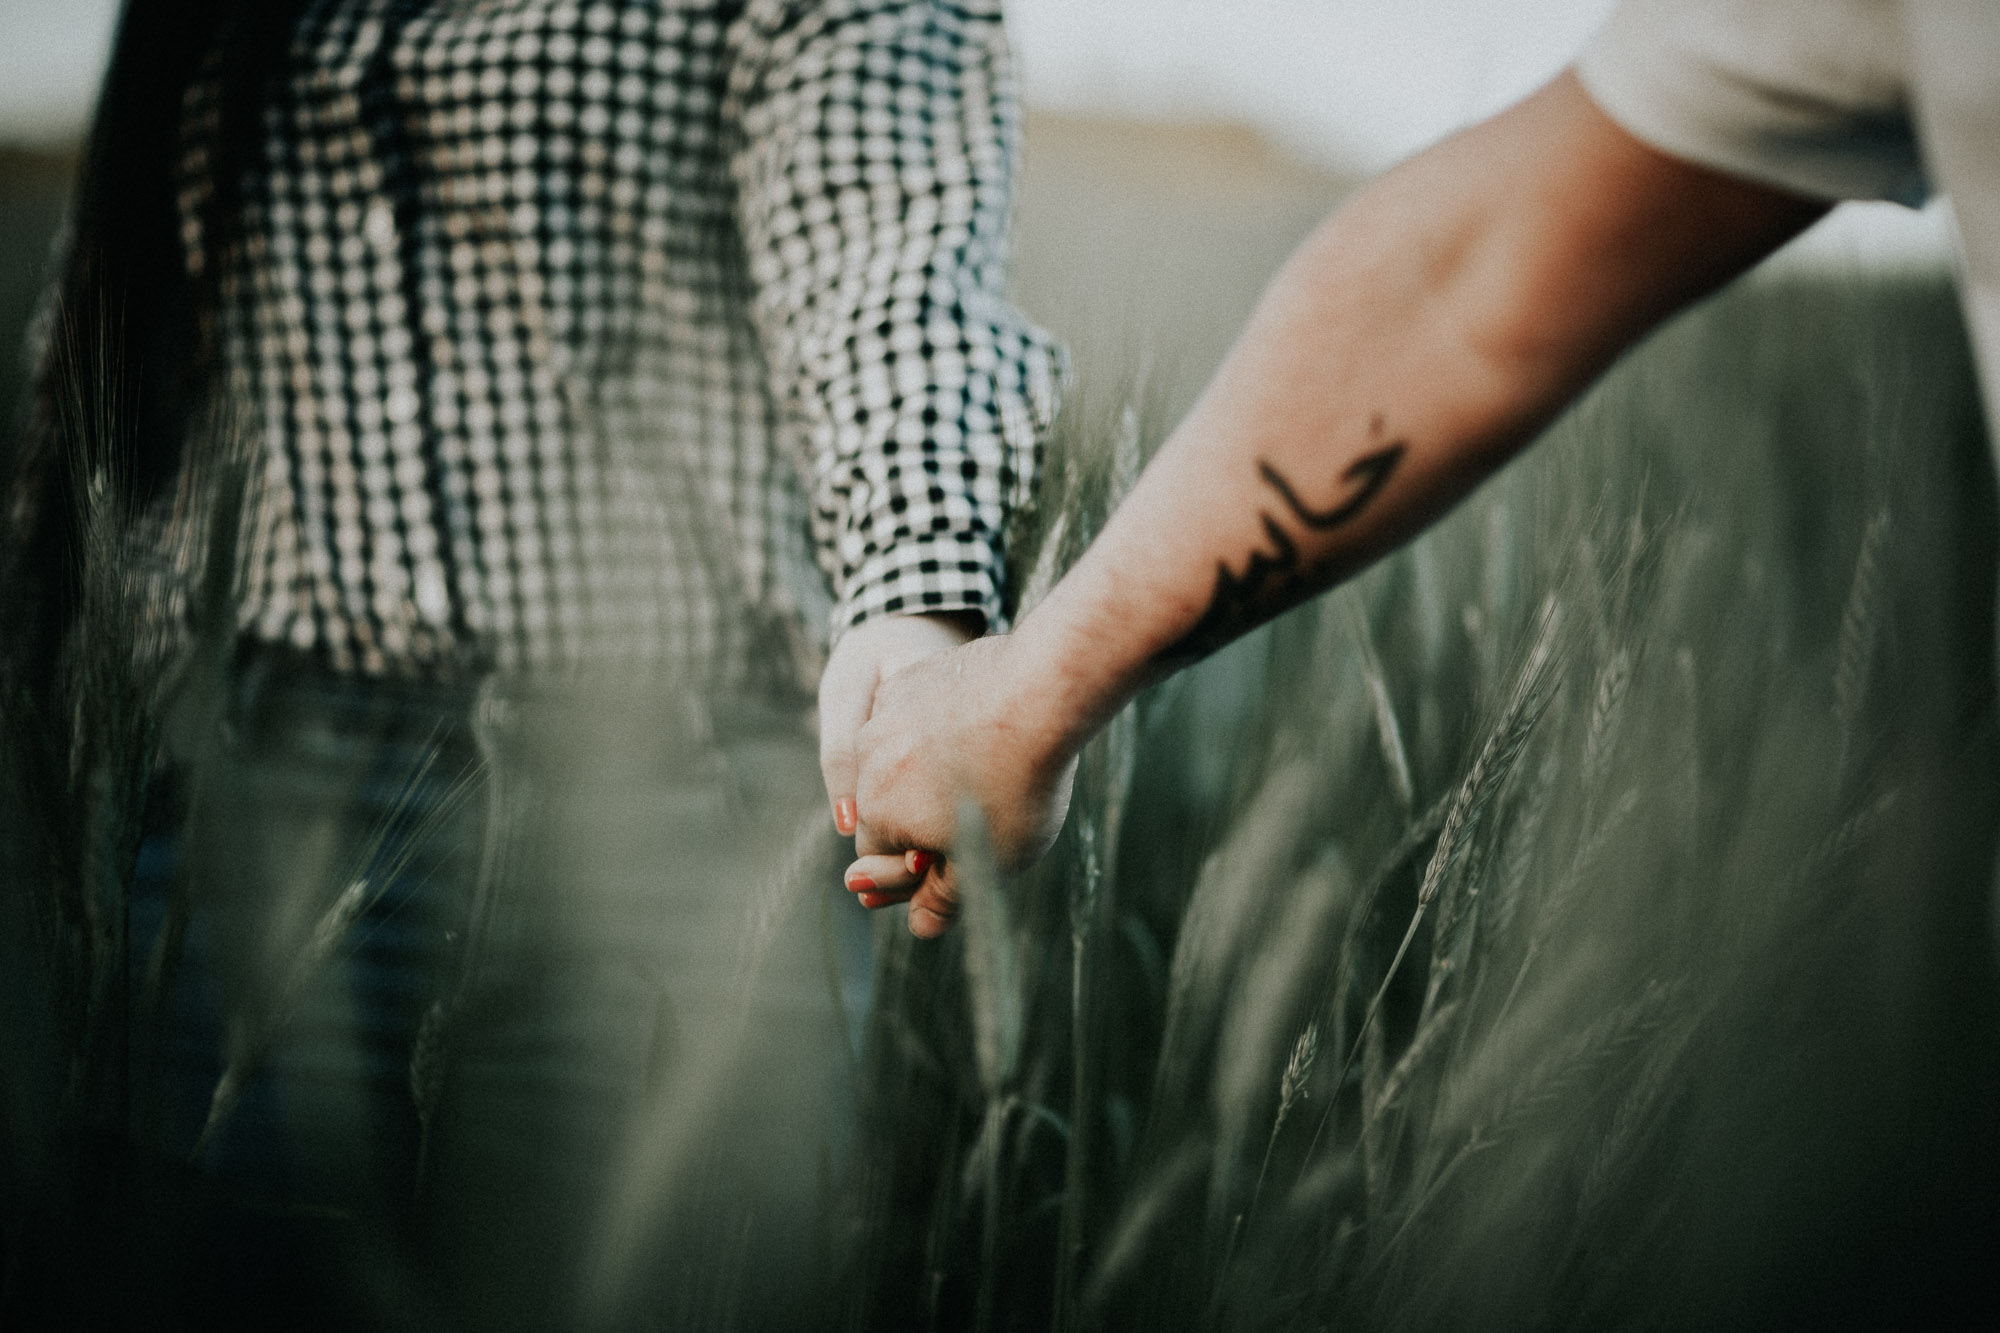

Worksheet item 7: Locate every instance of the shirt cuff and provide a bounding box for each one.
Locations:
[833,530,1007,636]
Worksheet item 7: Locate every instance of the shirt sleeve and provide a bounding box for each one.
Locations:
[1576,0,1928,206]
[725,0,1067,636]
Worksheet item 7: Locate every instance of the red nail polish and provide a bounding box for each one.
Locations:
[846,874,876,893]
[858,892,889,910]
[834,798,857,835]
[907,850,935,875]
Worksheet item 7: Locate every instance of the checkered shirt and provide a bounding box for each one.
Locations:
[172,0,1063,685]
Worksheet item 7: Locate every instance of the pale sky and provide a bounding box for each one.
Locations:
[0,0,1946,260]
[0,0,121,143]
[1008,0,1619,172]
[0,0,1616,167]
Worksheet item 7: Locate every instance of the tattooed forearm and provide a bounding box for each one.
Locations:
[1256,445,1402,530]
[1158,439,1406,665]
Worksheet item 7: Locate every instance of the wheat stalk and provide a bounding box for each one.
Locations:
[1345,591,1415,817]
[1833,505,1890,758]
[194,740,476,1155]
[1302,598,1562,1175]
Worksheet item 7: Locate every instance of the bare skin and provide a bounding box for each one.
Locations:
[837,71,1829,936]
[818,609,983,908]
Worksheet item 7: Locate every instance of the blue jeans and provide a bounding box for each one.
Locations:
[131,650,873,1329]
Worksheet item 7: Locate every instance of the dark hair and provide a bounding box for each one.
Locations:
[1,0,308,699]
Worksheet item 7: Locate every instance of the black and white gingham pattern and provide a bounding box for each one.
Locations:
[173,0,1062,683]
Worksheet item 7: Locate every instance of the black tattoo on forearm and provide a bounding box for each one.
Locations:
[1159,438,1406,665]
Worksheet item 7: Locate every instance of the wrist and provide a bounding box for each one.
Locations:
[835,608,982,657]
[908,608,986,640]
[996,600,1132,785]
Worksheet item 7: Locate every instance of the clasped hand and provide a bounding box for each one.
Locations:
[818,617,1074,938]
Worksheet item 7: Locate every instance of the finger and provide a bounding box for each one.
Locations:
[844,848,939,903]
[843,852,923,898]
[907,862,959,939]
[817,659,878,837]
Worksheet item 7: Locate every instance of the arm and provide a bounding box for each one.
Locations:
[722,0,1064,834]
[847,70,1829,935]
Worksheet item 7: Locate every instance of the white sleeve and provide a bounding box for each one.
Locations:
[1576,0,1928,206]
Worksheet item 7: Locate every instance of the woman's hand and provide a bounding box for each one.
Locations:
[843,634,1079,937]
[818,611,982,840]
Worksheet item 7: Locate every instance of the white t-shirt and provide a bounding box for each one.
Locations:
[1577,0,2000,435]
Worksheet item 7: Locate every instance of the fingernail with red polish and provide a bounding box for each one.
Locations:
[906,850,935,875]
[858,891,890,910]
[846,873,876,894]
[834,798,857,835]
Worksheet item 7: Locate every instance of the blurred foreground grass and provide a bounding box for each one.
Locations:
[0,145,72,446]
